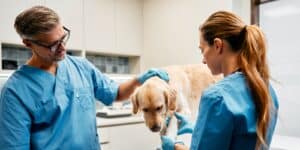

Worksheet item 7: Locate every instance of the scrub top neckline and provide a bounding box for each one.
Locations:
[226,71,242,77]
[21,61,64,78]
[220,71,243,83]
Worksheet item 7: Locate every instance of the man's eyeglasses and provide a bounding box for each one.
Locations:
[29,26,70,52]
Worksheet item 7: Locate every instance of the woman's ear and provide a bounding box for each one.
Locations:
[213,38,223,54]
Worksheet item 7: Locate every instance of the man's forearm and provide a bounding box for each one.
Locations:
[116,78,141,101]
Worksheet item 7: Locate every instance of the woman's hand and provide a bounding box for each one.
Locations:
[161,136,175,150]
[175,112,194,135]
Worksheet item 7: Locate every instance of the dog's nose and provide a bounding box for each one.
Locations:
[150,125,161,132]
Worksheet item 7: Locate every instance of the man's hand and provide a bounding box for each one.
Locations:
[137,68,169,84]
[175,112,194,135]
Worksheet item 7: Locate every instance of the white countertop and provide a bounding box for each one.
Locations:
[96,115,144,128]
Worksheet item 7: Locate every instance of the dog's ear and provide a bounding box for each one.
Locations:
[164,88,177,111]
[130,91,139,114]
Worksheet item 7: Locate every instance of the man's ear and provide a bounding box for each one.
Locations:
[164,88,177,111]
[213,38,223,54]
[130,91,139,114]
[23,39,31,47]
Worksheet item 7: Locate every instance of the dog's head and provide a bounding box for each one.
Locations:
[131,77,176,132]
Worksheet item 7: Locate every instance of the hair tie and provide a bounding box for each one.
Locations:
[240,25,247,38]
[242,25,247,33]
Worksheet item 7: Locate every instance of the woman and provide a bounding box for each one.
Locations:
[161,10,279,150]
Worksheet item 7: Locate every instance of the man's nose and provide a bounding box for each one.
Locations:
[57,42,66,51]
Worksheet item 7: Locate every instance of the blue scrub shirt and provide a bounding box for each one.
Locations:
[190,72,279,150]
[0,55,119,149]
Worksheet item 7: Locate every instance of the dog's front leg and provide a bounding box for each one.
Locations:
[162,115,178,139]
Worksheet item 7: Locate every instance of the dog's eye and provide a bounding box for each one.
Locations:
[143,108,149,112]
[156,106,162,111]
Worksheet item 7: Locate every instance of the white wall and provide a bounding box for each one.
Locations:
[142,0,246,70]
[260,0,300,138]
[232,0,251,25]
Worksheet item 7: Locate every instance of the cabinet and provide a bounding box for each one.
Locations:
[45,0,84,50]
[0,0,43,44]
[84,0,142,55]
[1,44,31,70]
[84,0,116,51]
[115,0,143,55]
[0,43,82,71]
[98,123,160,150]
[0,0,84,50]
[0,0,142,73]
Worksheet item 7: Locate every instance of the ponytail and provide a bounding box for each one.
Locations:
[239,25,271,149]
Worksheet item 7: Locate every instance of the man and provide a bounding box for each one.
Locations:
[0,6,169,149]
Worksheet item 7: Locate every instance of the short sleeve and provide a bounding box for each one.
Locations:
[190,89,234,150]
[82,58,119,105]
[0,88,31,149]
[269,84,279,110]
[266,84,279,146]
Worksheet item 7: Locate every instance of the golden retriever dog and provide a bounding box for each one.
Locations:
[130,64,222,138]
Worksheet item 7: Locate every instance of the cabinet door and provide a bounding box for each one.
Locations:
[115,0,142,55]
[84,0,115,51]
[98,127,111,150]
[0,0,43,44]
[101,144,110,150]
[45,0,84,50]
[109,123,161,150]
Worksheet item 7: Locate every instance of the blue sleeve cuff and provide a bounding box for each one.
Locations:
[83,58,120,106]
[175,141,185,145]
[102,81,119,105]
[95,77,120,106]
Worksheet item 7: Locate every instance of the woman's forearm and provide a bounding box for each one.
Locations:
[175,143,189,150]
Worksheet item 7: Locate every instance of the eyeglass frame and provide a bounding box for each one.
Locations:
[27,26,70,52]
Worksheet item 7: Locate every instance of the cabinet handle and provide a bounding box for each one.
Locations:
[100,141,110,145]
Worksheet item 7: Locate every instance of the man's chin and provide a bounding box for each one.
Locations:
[54,51,66,61]
[54,55,65,62]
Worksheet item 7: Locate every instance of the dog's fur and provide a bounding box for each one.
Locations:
[131,64,222,136]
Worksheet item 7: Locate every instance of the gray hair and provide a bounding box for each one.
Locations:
[14,5,60,40]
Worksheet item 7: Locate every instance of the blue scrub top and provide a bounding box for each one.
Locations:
[190,72,279,150]
[0,55,119,149]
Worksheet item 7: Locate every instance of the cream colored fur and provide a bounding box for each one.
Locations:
[131,64,222,137]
